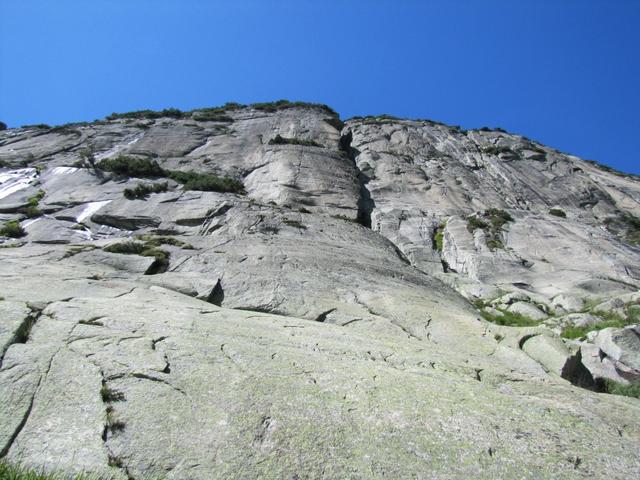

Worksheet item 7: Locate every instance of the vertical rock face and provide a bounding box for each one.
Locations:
[0,103,639,478]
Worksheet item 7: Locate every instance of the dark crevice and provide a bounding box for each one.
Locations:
[341,131,374,228]
[314,308,336,323]
[0,381,39,458]
[560,349,596,390]
[207,279,224,306]
[0,306,43,368]
[0,348,57,458]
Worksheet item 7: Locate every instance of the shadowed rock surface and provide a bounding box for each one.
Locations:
[0,103,639,479]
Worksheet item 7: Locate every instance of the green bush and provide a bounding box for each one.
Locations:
[106,108,184,120]
[433,222,446,252]
[192,112,234,122]
[103,241,146,255]
[467,216,489,232]
[549,208,567,218]
[268,134,322,147]
[482,145,516,156]
[135,234,194,250]
[123,182,168,200]
[251,100,337,115]
[0,220,26,238]
[485,208,513,229]
[97,156,164,178]
[98,156,243,194]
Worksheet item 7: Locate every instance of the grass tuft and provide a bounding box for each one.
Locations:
[1,220,26,238]
[268,135,322,147]
[123,182,168,200]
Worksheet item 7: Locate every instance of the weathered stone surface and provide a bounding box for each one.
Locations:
[508,301,548,320]
[1,106,640,478]
[592,326,640,372]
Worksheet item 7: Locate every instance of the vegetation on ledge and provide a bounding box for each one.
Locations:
[97,156,244,194]
[268,134,322,147]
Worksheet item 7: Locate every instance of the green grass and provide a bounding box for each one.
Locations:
[549,208,567,218]
[561,309,638,339]
[1,220,26,238]
[268,134,322,147]
[0,461,121,480]
[17,190,46,218]
[123,182,169,200]
[481,308,541,327]
[604,380,640,398]
[433,222,446,252]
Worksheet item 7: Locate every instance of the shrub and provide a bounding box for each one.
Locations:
[123,182,169,200]
[560,311,633,339]
[485,208,513,229]
[135,234,194,249]
[104,241,146,255]
[106,108,184,121]
[433,222,446,252]
[268,134,322,147]
[549,208,567,218]
[101,384,125,402]
[483,145,516,156]
[97,156,164,178]
[604,380,640,398]
[192,112,234,122]
[0,220,26,238]
[167,170,244,193]
[467,216,489,232]
[251,100,337,116]
[98,156,244,194]
[0,121,6,131]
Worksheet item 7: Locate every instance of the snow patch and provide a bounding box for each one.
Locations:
[0,168,37,200]
[76,200,111,223]
[95,133,144,160]
[51,166,79,176]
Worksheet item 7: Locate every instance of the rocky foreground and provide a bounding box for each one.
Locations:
[0,101,639,479]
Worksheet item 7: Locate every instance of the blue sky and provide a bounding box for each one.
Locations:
[1,0,639,174]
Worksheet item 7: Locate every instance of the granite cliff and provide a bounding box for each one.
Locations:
[0,101,639,479]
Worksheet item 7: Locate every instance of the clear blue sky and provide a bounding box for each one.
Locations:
[1,0,639,174]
